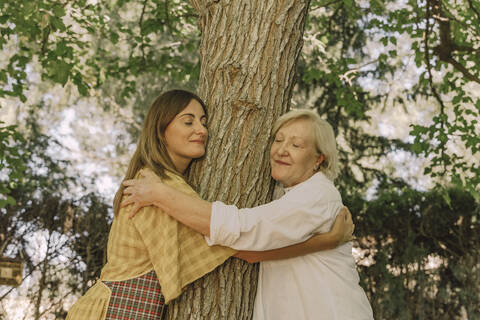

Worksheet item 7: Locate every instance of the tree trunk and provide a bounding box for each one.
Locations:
[165,0,310,319]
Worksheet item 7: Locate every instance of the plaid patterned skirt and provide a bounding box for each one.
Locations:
[103,270,165,319]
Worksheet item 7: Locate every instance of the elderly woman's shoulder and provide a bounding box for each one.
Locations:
[288,173,341,202]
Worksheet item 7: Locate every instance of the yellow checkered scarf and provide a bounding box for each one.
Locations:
[101,169,235,303]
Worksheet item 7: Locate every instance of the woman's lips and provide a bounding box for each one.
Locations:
[274,160,290,165]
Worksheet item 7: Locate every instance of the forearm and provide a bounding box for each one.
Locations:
[236,231,340,263]
[153,183,212,236]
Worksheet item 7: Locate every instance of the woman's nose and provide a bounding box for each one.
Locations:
[196,123,208,136]
[276,143,288,156]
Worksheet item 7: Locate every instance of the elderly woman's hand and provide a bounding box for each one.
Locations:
[121,169,164,218]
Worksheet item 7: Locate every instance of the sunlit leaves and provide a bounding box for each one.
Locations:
[1,0,478,200]
[0,122,27,208]
[301,0,480,201]
[0,0,101,98]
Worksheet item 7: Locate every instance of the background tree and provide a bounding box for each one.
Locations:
[0,112,111,319]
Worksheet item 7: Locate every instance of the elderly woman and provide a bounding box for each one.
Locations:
[122,109,373,319]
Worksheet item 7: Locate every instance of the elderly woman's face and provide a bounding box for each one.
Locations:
[270,118,323,187]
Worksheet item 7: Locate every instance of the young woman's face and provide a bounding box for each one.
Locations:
[164,99,208,172]
[269,118,323,187]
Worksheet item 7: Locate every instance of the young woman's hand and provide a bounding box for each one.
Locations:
[331,207,355,245]
[233,251,262,263]
[121,169,164,218]
[233,208,355,264]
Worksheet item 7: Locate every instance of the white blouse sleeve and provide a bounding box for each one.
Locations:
[204,187,342,251]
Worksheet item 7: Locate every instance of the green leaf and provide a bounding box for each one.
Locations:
[452,95,462,104]
[50,16,67,32]
[466,183,480,204]
[51,60,72,85]
[411,142,424,154]
[441,188,452,209]
[141,19,160,35]
[23,2,36,15]
[53,5,66,18]
[0,70,7,82]
[72,72,90,95]
[109,31,119,44]
[6,195,16,206]
[55,41,68,56]
[77,80,89,95]
[475,99,480,112]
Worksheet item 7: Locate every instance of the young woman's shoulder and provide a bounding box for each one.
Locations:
[162,170,200,198]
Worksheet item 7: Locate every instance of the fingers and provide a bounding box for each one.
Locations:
[336,210,346,223]
[121,196,142,219]
[342,206,352,221]
[346,211,353,224]
[128,204,141,219]
[122,185,136,196]
[332,211,345,229]
[121,195,134,207]
[123,179,136,187]
[119,195,141,218]
[139,169,158,180]
[348,220,356,242]
[338,207,348,221]
[337,206,355,243]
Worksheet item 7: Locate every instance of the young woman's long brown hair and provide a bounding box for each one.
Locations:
[113,90,207,216]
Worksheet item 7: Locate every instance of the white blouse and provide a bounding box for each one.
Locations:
[206,172,373,320]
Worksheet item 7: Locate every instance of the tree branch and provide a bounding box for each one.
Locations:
[310,0,342,12]
[41,27,50,56]
[430,0,480,84]
[424,1,443,112]
[452,45,480,56]
[164,0,170,30]
[139,0,148,64]
[443,57,480,84]
[467,0,480,21]
[425,0,448,174]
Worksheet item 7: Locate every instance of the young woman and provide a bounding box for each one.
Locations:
[122,109,373,319]
[67,91,353,320]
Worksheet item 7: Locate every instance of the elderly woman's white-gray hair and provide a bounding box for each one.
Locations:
[272,109,340,181]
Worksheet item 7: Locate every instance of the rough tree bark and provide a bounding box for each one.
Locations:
[165,1,310,319]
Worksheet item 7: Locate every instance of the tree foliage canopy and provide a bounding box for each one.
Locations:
[1,0,479,197]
